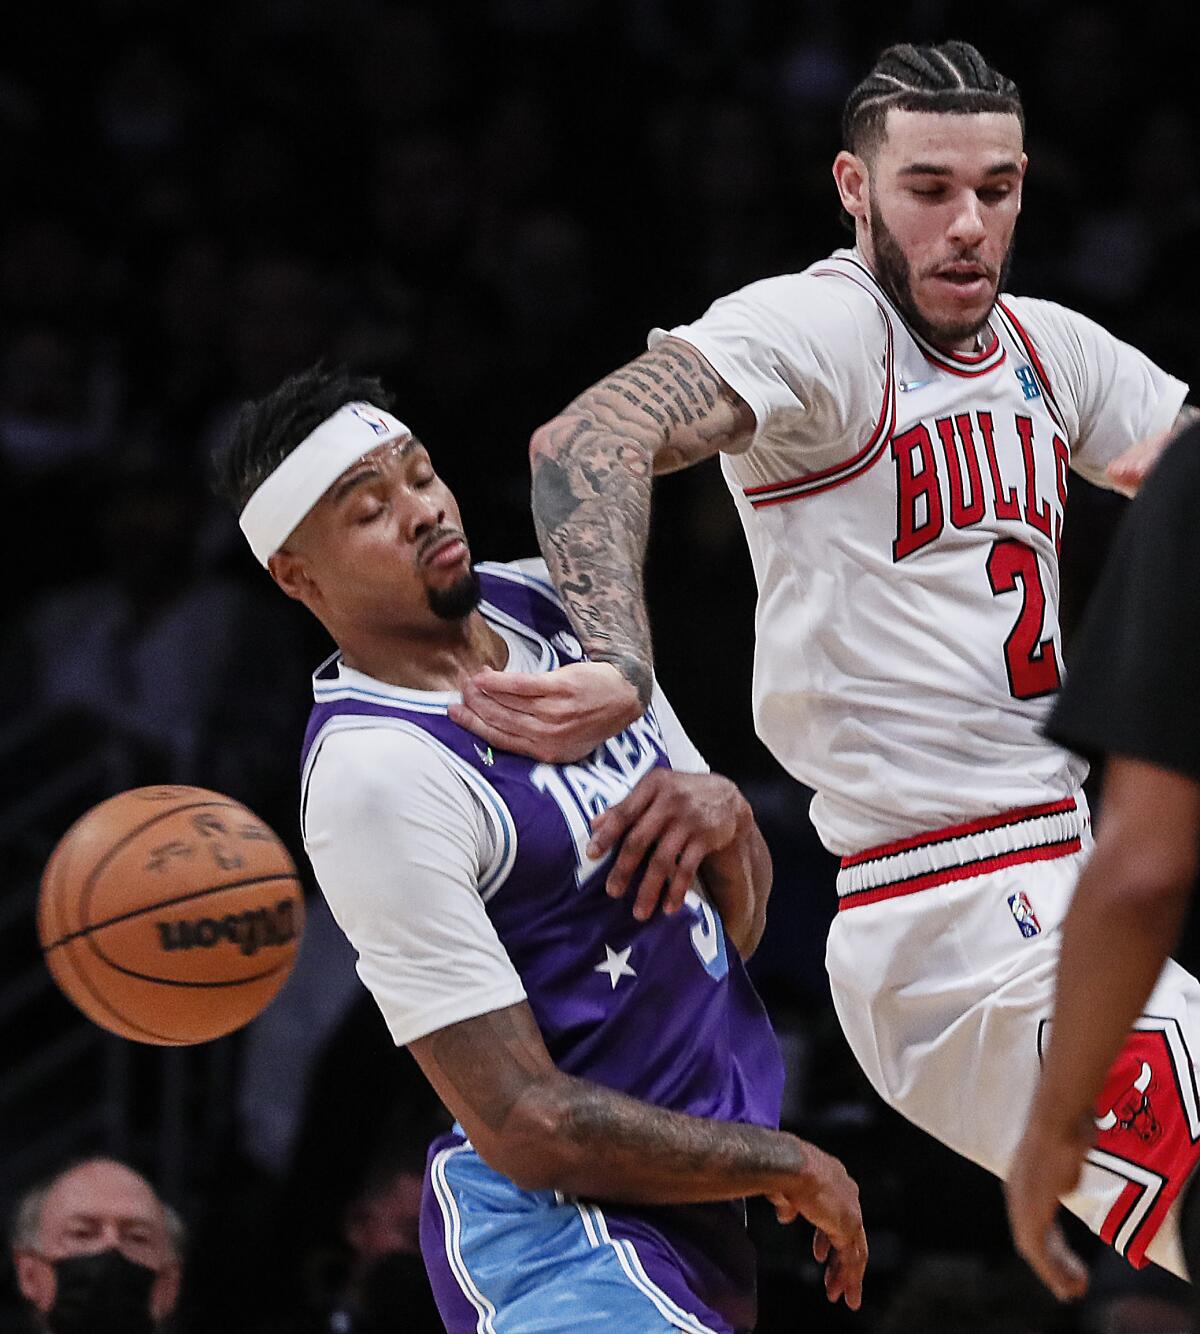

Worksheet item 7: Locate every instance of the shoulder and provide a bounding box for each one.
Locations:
[479,556,556,595]
[997,294,1110,357]
[303,719,471,830]
[690,267,883,338]
[477,557,568,620]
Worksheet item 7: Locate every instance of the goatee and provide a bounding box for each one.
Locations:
[868,189,1012,347]
[428,567,482,620]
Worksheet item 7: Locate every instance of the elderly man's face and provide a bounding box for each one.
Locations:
[13,1160,180,1330]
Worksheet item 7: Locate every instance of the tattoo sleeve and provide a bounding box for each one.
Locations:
[530,338,754,708]
[411,1001,807,1203]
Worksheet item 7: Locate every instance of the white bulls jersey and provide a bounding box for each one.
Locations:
[652,248,1188,854]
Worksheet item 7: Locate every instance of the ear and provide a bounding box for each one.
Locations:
[150,1260,181,1321]
[268,548,317,604]
[832,150,870,222]
[14,1251,56,1314]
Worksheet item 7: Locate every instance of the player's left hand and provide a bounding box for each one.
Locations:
[1004,1113,1091,1303]
[449,662,641,763]
[1106,427,1172,497]
[587,770,746,920]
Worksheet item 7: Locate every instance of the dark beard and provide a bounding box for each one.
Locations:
[868,190,1012,347]
[427,567,482,620]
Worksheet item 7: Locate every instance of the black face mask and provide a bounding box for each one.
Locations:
[46,1248,157,1334]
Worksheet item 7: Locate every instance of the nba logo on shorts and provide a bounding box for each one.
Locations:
[1007,890,1041,938]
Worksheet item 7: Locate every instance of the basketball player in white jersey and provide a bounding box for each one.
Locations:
[448,40,1200,1289]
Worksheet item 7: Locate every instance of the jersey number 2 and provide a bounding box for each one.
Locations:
[987,539,1061,699]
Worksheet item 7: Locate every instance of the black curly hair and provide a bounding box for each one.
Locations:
[212,363,397,512]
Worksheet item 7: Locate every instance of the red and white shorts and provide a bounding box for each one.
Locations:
[826,792,1200,1274]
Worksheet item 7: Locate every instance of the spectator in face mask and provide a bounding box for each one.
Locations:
[9,1157,183,1334]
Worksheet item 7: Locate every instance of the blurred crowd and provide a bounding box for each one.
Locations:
[2,0,1199,1329]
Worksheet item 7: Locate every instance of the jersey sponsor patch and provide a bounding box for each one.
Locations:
[1007,889,1041,937]
[1015,364,1042,401]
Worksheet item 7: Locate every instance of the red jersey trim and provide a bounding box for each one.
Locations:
[995,300,1068,436]
[742,269,895,509]
[828,254,1006,376]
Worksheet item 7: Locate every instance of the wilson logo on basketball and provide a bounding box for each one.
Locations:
[155,901,298,957]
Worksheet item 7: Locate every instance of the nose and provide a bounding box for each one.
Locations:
[406,488,446,542]
[947,192,986,247]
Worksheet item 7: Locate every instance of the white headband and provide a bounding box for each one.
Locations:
[238,401,411,567]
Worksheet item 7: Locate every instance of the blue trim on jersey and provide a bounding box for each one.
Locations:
[428,1143,722,1333]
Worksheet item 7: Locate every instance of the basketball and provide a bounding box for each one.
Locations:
[38,785,305,1046]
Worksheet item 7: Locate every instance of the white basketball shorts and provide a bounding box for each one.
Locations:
[826,792,1200,1275]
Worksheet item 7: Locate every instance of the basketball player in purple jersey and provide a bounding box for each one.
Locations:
[450,41,1200,1289]
[213,365,866,1333]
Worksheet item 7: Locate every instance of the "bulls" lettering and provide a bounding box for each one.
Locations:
[891,410,1067,561]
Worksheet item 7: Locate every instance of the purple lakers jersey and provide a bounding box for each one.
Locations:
[300,561,783,1131]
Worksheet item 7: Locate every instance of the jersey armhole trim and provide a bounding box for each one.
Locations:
[995,300,1068,436]
[741,270,896,508]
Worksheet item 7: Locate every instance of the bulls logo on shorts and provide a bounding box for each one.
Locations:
[1041,1016,1200,1266]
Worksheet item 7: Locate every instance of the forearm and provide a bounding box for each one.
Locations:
[417,1002,808,1203]
[530,341,754,709]
[530,409,657,707]
[1033,840,1189,1132]
[503,1071,809,1204]
[699,802,773,959]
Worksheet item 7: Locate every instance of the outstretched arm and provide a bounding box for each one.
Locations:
[1106,402,1200,496]
[529,337,756,708]
[410,999,866,1309]
[449,339,755,761]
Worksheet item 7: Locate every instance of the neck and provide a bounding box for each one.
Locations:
[854,240,990,355]
[338,611,508,690]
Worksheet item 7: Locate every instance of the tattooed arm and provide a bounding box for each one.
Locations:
[409,1001,866,1308]
[529,338,756,709]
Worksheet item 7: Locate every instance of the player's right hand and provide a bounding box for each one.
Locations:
[1004,1114,1090,1303]
[449,662,641,763]
[769,1144,867,1310]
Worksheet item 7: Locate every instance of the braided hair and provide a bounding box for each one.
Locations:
[842,41,1023,159]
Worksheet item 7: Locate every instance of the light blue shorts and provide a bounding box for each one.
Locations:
[420,1135,742,1333]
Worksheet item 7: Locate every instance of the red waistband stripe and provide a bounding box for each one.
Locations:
[841,796,1078,868]
[836,796,1086,911]
[837,839,1082,911]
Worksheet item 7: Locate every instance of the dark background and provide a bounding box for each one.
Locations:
[2,1,1199,1330]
